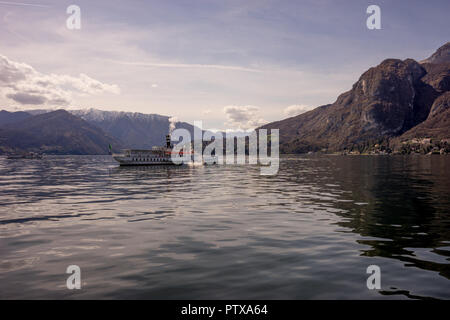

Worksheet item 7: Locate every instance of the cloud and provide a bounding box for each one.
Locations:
[0,1,50,8]
[6,92,47,105]
[0,54,120,106]
[107,59,262,73]
[283,104,314,117]
[223,105,267,130]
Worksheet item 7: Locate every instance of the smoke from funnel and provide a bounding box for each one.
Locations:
[168,116,178,133]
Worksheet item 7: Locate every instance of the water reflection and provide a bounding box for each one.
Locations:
[327,156,450,298]
[0,155,449,299]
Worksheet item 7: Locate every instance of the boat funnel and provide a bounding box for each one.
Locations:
[166,134,172,148]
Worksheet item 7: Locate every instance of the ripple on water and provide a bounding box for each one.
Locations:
[0,155,449,299]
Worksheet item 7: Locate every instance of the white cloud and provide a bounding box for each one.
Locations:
[0,11,352,122]
[0,1,50,8]
[223,105,267,131]
[283,104,314,117]
[107,59,262,73]
[0,54,120,107]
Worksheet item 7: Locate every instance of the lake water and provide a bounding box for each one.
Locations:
[0,155,449,299]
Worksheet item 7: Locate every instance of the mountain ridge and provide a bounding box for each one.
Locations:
[0,110,122,154]
[261,42,450,154]
[1,42,449,155]
[0,108,199,154]
[69,108,195,149]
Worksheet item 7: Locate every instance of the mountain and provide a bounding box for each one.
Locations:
[69,109,196,149]
[421,42,450,64]
[0,110,121,154]
[0,108,206,154]
[0,110,31,126]
[261,42,450,153]
[397,92,450,140]
[2,43,448,155]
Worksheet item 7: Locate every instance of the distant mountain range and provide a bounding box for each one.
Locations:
[70,108,195,149]
[0,110,121,154]
[1,42,449,155]
[0,108,195,154]
[261,42,450,154]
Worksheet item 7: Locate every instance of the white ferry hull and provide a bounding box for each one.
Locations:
[113,155,177,166]
[111,134,217,166]
[113,155,217,166]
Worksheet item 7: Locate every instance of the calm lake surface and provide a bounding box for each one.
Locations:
[0,155,449,299]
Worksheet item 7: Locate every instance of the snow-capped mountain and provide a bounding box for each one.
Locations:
[70,108,168,123]
[68,108,195,149]
[3,108,195,150]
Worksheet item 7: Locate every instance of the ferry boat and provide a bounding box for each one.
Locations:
[112,134,217,166]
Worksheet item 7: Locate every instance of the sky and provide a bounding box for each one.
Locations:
[0,0,449,130]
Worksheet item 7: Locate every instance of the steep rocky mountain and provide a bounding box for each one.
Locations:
[0,110,122,154]
[392,92,450,147]
[421,42,450,64]
[2,43,448,155]
[261,42,450,153]
[70,108,196,149]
